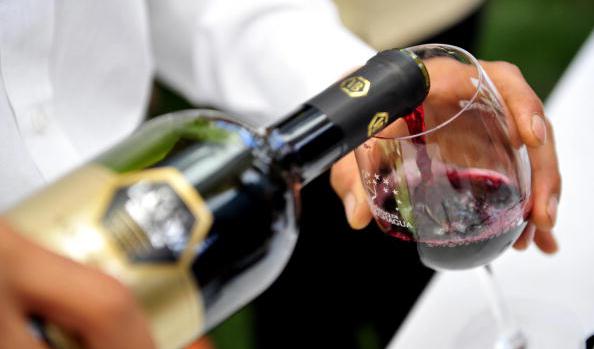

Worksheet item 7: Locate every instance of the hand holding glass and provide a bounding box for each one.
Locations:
[355,44,531,348]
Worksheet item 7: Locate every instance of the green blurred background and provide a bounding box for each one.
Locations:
[477,0,593,100]
[152,0,593,348]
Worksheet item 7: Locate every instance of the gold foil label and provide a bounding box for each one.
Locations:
[5,165,211,349]
[368,112,389,136]
[340,76,370,97]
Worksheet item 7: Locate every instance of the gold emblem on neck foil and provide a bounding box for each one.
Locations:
[340,76,370,97]
[368,112,389,136]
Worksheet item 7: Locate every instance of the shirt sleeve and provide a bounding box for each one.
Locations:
[147,0,376,127]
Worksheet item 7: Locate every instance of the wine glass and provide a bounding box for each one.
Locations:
[355,44,534,348]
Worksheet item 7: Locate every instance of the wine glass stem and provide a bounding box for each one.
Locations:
[478,265,527,349]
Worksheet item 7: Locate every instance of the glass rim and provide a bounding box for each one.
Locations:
[372,43,486,141]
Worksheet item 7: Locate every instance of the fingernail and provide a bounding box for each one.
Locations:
[547,196,558,226]
[531,114,547,145]
[344,193,356,222]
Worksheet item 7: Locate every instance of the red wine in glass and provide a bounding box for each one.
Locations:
[414,168,525,270]
[355,44,561,349]
[371,105,527,270]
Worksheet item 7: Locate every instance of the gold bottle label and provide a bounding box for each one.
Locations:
[4,165,212,349]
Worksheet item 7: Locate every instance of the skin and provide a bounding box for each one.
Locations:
[0,61,559,348]
[0,221,155,349]
[0,222,216,349]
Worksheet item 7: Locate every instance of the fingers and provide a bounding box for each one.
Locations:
[186,337,216,349]
[482,61,547,147]
[533,229,559,254]
[0,311,50,349]
[523,117,560,254]
[512,220,558,254]
[0,287,49,349]
[0,222,156,349]
[526,117,561,230]
[513,222,536,251]
[19,243,154,349]
[503,223,558,255]
[330,152,372,229]
[483,61,561,254]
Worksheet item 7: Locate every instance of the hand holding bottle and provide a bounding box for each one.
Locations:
[0,49,428,348]
[0,221,156,349]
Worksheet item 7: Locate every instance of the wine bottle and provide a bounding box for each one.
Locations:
[3,49,428,349]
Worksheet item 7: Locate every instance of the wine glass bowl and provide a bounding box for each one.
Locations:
[355,44,532,270]
[354,44,585,349]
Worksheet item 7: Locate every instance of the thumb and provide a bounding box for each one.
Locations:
[330,153,373,229]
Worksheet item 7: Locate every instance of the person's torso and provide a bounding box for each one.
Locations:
[0,0,154,210]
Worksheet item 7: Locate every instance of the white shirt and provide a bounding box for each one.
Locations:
[0,0,374,210]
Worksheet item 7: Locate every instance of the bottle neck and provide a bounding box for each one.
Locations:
[267,105,344,185]
[265,49,429,186]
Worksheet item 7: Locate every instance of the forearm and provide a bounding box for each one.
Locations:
[147,0,375,127]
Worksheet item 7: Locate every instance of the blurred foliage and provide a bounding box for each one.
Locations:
[209,306,255,349]
[477,0,594,99]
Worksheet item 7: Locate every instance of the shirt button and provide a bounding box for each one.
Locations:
[30,109,48,134]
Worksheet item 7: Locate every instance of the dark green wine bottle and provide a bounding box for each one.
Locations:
[5,49,428,349]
